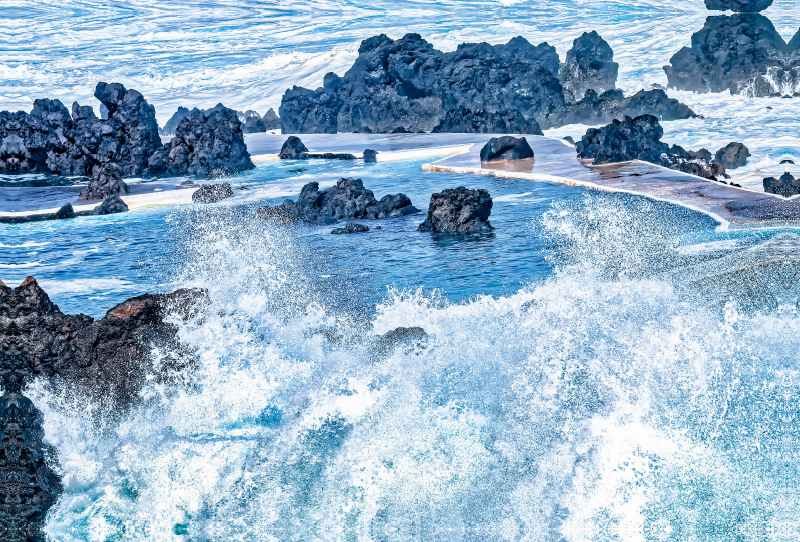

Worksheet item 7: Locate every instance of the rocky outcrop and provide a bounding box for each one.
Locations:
[331,223,369,234]
[480,136,534,162]
[576,115,728,180]
[277,136,355,160]
[79,162,129,201]
[92,194,129,215]
[559,31,619,102]
[705,0,773,11]
[258,178,418,224]
[764,172,800,197]
[160,106,195,136]
[242,108,281,133]
[715,142,750,169]
[432,107,543,134]
[418,187,494,233]
[280,33,696,134]
[665,14,800,96]
[148,106,254,177]
[0,197,128,224]
[192,182,234,203]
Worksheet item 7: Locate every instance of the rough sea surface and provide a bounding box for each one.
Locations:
[3,1,800,541]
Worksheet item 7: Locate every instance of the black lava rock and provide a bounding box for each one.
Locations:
[92,194,129,215]
[148,106,254,177]
[764,172,800,197]
[705,0,773,12]
[160,106,196,136]
[192,182,234,204]
[559,31,619,102]
[479,136,534,162]
[331,223,369,234]
[432,107,543,134]
[418,187,494,233]
[279,136,309,158]
[54,202,75,219]
[363,149,378,162]
[80,162,130,201]
[242,108,281,133]
[715,142,750,169]
[364,193,419,219]
[257,200,303,223]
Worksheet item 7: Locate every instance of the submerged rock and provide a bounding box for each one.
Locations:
[764,172,800,197]
[331,223,369,234]
[480,136,534,162]
[418,187,494,233]
[715,142,750,169]
[80,162,129,201]
[192,182,234,203]
[148,105,254,177]
[371,326,429,359]
[559,30,619,102]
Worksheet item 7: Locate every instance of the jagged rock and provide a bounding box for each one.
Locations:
[432,107,543,134]
[257,178,417,223]
[262,108,281,130]
[148,105,254,177]
[279,33,696,134]
[242,108,281,133]
[665,14,798,96]
[0,276,206,407]
[479,136,534,162]
[576,115,726,180]
[331,223,369,234]
[160,106,196,136]
[279,136,309,158]
[559,31,619,102]
[705,0,773,11]
[80,163,129,201]
[418,187,494,233]
[553,88,696,126]
[715,142,750,169]
[764,172,800,197]
[364,193,419,218]
[192,182,234,203]
[92,194,129,215]
[689,148,713,162]
[363,149,378,162]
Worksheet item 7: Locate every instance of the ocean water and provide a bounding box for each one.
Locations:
[4,1,800,541]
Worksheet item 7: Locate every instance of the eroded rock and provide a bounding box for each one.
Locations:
[764,172,800,197]
[80,163,129,201]
[418,187,494,233]
[559,31,619,102]
[480,136,534,162]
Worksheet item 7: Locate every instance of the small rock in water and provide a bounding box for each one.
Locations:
[418,186,494,233]
[279,136,309,158]
[479,136,534,162]
[364,193,419,219]
[363,149,378,162]
[371,326,429,359]
[331,223,369,234]
[763,172,800,197]
[688,148,713,162]
[80,162,129,201]
[54,202,75,219]
[563,136,575,145]
[192,182,234,204]
[715,142,750,170]
[93,194,129,215]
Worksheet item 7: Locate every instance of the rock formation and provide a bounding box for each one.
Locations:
[242,108,281,133]
[277,136,356,160]
[418,187,494,233]
[280,33,696,134]
[559,31,619,102]
[148,106,254,177]
[92,194,129,215]
[331,223,369,234]
[665,14,800,96]
[160,106,195,136]
[480,136,534,162]
[257,178,418,224]
[363,149,378,162]
[79,162,129,201]
[192,182,234,203]
[704,0,773,11]
[576,115,728,180]
[764,172,800,197]
[715,142,750,169]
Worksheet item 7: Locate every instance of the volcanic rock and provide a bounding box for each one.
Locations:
[704,0,773,11]
[480,136,534,162]
[559,31,619,102]
[331,223,369,234]
[432,107,543,134]
[148,105,254,177]
[54,202,75,219]
[277,136,355,160]
[764,172,800,197]
[242,108,281,133]
[256,199,303,223]
[80,162,129,201]
[363,149,378,162]
[192,182,234,203]
[418,187,494,233]
[715,142,750,169]
[364,193,419,218]
[160,106,196,136]
[92,194,129,215]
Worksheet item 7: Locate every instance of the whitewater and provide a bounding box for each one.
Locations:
[3,0,800,540]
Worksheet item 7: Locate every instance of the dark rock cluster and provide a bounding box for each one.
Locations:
[257,178,418,224]
[418,187,494,233]
[665,13,800,96]
[480,136,534,162]
[764,172,800,197]
[242,108,281,133]
[280,33,695,134]
[80,162,129,201]
[192,182,234,203]
[704,0,773,12]
[576,115,749,180]
[331,223,369,234]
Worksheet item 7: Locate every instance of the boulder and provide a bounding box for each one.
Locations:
[148,105,254,177]
[559,31,619,102]
[479,136,534,162]
[192,182,234,203]
[418,187,494,233]
[715,142,750,169]
[93,194,129,215]
[331,223,369,234]
[363,149,378,162]
[364,193,419,218]
[704,0,773,11]
[689,148,713,162]
[763,172,800,197]
[54,202,75,219]
[80,162,129,201]
[279,136,309,158]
